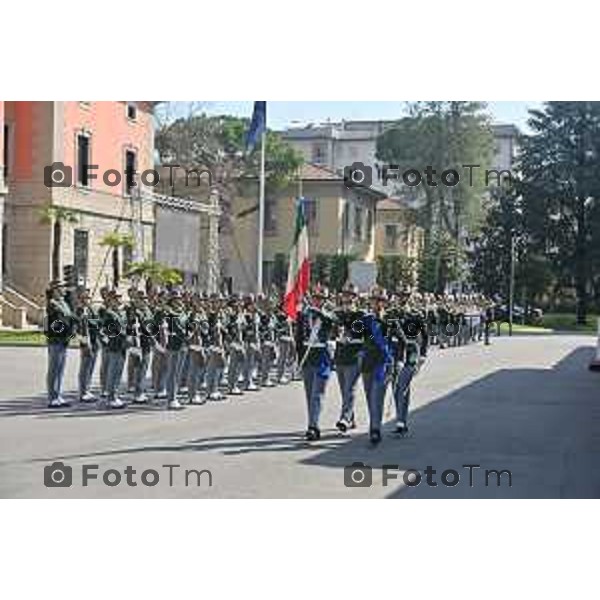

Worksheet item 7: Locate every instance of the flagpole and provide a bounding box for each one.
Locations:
[257,130,266,294]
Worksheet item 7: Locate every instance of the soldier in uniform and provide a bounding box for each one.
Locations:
[163,290,188,410]
[45,280,75,408]
[274,302,295,384]
[205,294,226,401]
[333,285,363,433]
[97,286,111,397]
[296,288,336,441]
[257,294,277,388]
[186,293,208,405]
[389,292,423,436]
[224,295,245,396]
[360,287,393,445]
[75,287,101,403]
[101,290,129,409]
[150,289,169,399]
[242,294,261,391]
[128,290,155,404]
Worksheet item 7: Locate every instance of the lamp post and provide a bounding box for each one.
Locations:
[508,230,516,337]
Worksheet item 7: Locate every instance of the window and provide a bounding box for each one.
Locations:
[262,261,274,288]
[311,144,327,165]
[125,149,137,195]
[385,224,399,250]
[126,102,138,121]
[77,134,91,187]
[354,205,363,241]
[264,198,278,235]
[3,124,9,181]
[73,229,89,285]
[304,198,318,236]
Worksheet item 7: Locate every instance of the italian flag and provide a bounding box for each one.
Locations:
[284,200,310,320]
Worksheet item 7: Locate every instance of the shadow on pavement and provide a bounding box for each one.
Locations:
[5,346,600,498]
[300,345,600,498]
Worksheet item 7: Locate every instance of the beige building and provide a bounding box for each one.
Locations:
[374,198,423,259]
[222,163,385,293]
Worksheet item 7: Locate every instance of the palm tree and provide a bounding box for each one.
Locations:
[99,232,135,289]
[125,259,183,293]
[39,204,79,281]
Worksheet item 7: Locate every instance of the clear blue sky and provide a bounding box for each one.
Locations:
[182,101,542,130]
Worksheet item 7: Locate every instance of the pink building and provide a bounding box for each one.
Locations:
[0,101,157,325]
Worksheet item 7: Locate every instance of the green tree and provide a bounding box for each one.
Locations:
[376,102,494,291]
[519,101,600,324]
[377,255,418,290]
[155,112,303,228]
[39,204,79,281]
[125,259,183,291]
[99,232,134,289]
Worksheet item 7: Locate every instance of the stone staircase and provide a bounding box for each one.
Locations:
[0,283,45,329]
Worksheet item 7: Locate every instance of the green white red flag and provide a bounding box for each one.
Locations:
[284,200,310,320]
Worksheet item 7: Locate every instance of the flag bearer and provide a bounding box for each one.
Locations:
[360,287,393,445]
[296,289,336,441]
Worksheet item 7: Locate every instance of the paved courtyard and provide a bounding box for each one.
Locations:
[0,335,599,498]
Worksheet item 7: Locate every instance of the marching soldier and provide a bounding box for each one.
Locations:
[257,294,277,388]
[128,290,155,404]
[101,290,129,409]
[205,294,226,401]
[333,284,363,433]
[242,294,261,391]
[45,280,75,408]
[224,295,246,396]
[296,288,336,441]
[360,287,392,445]
[274,302,295,384]
[75,287,101,403]
[97,286,111,397]
[163,290,189,410]
[186,293,208,404]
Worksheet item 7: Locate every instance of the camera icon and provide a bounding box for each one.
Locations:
[344,461,373,487]
[44,162,73,188]
[44,461,73,487]
[344,162,372,189]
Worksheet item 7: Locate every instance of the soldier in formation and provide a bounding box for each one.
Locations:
[43,280,497,445]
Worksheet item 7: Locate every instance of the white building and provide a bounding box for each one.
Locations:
[281,119,519,193]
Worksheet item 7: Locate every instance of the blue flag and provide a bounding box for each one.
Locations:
[246,101,266,151]
[362,313,392,384]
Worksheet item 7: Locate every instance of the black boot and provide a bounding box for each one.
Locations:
[369,429,382,445]
[305,426,321,441]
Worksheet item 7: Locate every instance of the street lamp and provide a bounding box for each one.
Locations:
[508,230,515,337]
